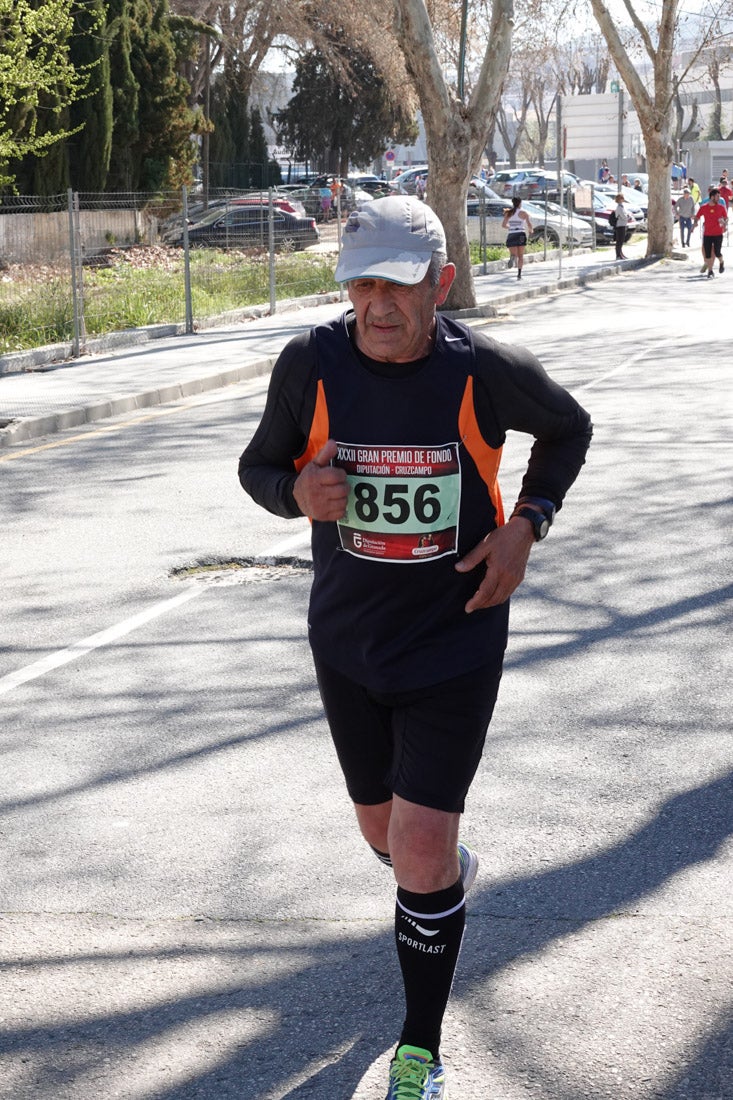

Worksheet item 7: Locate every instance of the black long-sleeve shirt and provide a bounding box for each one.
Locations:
[240,316,591,519]
[239,312,592,691]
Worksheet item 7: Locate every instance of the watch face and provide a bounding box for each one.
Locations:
[536,516,550,539]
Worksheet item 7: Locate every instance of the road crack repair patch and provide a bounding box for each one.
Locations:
[171,556,313,585]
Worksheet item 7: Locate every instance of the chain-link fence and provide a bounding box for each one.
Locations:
[0,187,341,357]
[0,186,598,360]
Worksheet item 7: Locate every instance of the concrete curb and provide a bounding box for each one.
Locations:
[0,324,185,376]
[444,254,655,319]
[0,356,276,445]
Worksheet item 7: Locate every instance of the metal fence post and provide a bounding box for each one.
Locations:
[182,186,194,334]
[566,185,574,259]
[337,184,345,302]
[67,189,79,357]
[556,103,563,280]
[542,196,548,261]
[268,188,276,314]
[67,189,86,357]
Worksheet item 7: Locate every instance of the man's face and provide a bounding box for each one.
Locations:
[347,266,455,363]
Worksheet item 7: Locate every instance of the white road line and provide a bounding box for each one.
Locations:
[576,337,676,393]
[0,588,203,698]
[1,529,312,698]
[262,526,311,556]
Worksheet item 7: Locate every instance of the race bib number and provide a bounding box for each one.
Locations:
[334,441,461,562]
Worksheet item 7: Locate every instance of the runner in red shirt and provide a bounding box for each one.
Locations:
[718,178,733,207]
[694,189,728,277]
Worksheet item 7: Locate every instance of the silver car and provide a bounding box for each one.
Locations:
[391,166,429,195]
[466,195,593,247]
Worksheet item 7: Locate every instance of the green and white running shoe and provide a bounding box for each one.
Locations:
[386,1045,446,1099]
[457,841,479,892]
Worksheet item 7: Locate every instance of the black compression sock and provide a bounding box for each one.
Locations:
[395,878,466,1059]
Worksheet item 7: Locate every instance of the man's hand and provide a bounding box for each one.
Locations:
[293,439,348,521]
[454,516,536,612]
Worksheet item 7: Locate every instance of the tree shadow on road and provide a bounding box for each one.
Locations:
[0,767,730,1099]
[2,503,731,1097]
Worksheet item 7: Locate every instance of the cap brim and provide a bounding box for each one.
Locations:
[334,247,432,285]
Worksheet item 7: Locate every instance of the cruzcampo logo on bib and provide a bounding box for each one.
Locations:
[334,441,461,562]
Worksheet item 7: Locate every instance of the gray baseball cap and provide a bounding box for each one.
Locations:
[334,195,446,285]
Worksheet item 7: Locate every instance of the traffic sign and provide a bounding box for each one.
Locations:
[385,150,396,162]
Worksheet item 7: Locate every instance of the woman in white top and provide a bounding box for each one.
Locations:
[613,193,629,259]
[501,196,533,279]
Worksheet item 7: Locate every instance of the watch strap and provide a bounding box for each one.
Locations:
[516,495,556,521]
[511,505,549,540]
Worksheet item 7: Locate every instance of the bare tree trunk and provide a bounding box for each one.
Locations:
[394,0,514,309]
[590,0,679,258]
[644,132,675,255]
[425,126,475,308]
[705,56,723,140]
[497,94,531,169]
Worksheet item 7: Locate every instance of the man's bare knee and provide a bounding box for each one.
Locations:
[388,795,460,893]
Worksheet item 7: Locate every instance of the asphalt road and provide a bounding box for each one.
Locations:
[0,259,731,1099]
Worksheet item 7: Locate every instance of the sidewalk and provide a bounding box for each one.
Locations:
[0,238,655,446]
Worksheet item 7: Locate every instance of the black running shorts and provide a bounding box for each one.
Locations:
[702,234,723,258]
[312,656,504,813]
[506,231,527,248]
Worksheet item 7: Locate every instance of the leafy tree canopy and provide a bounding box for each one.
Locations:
[276,42,418,175]
[0,0,99,188]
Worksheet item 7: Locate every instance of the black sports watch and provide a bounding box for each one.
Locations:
[511,496,556,541]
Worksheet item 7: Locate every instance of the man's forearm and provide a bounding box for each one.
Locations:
[518,425,593,509]
[238,455,301,519]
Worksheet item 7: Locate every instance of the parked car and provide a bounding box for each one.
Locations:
[171,205,319,250]
[275,187,318,219]
[349,174,385,188]
[523,198,593,246]
[347,176,391,197]
[466,196,593,247]
[303,176,357,220]
[529,199,603,242]
[491,170,544,199]
[390,169,487,201]
[572,191,637,241]
[627,173,649,192]
[228,194,308,217]
[595,183,647,229]
[390,166,429,195]
[274,180,350,222]
[491,168,582,200]
[161,195,309,242]
[468,176,502,199]
[375,172,502,204]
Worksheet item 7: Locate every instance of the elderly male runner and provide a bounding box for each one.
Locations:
[239,196,592,1100]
